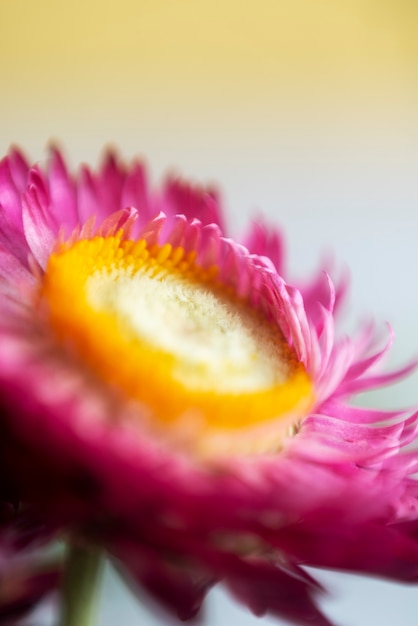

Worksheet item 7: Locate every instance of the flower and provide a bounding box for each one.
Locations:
[0,146,418,626]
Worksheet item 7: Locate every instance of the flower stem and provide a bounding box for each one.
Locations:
[60,542,104,626]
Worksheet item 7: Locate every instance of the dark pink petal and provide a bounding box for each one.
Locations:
[314,305,335,378]
[342,323,394,380]
[320,401,411,425]
[21,186,56,268]
[281,284,312,365]
[97,150,125,217]
[116,545,214,621]
[0,248,34,295]
[6,148,30,191]
[299,414,407,464]
[197,223,223,269]
[275,521,418,582]
[162,177,224,229]
[77,166,102,224]
[180,218,202,253]
[241,219,286,275]
[207,553,333,626]
[121,161,150,217]
[0,159,24,231]
[0,160,29,265]
[47,147,79,233]
[96,207,138,239]
[315,336,355,401]
[139,212,167,246]
[298,272,336,335]
[336,357,418,397]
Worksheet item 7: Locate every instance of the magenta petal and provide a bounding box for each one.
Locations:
[299,414,407,464]
[197,223,223,268]
[114,542,214,622]
[134,567,211,621]
[321,401,410,425]
[218,555,333,626]
[0,159,30,265]
[77,165,102,224]
[162,177,224,229]
[336,357,418,397]
[6,147,30,191]
[277,521,418,582]
[96,207,138,238]
[139,212,167,246]
[0,159,24,231]
[0,248,34,291]
[121,161,150,218]
[21,187,56,268]
[47,147,79,233]
[98,151,125,216]
[241,219,286,275]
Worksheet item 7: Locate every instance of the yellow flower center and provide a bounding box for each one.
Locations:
[40,233,314,457]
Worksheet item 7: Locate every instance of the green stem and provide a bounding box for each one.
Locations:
[60,542,104,626]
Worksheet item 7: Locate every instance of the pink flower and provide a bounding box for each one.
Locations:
[0,146,418,625]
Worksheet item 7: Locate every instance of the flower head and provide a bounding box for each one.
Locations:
[0,147,418,625]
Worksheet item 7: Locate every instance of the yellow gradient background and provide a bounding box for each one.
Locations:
[1,0,417,165]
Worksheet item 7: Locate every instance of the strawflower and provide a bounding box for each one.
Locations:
[0,146,418,626]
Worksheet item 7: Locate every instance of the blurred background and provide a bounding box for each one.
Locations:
[1,1,418,624]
